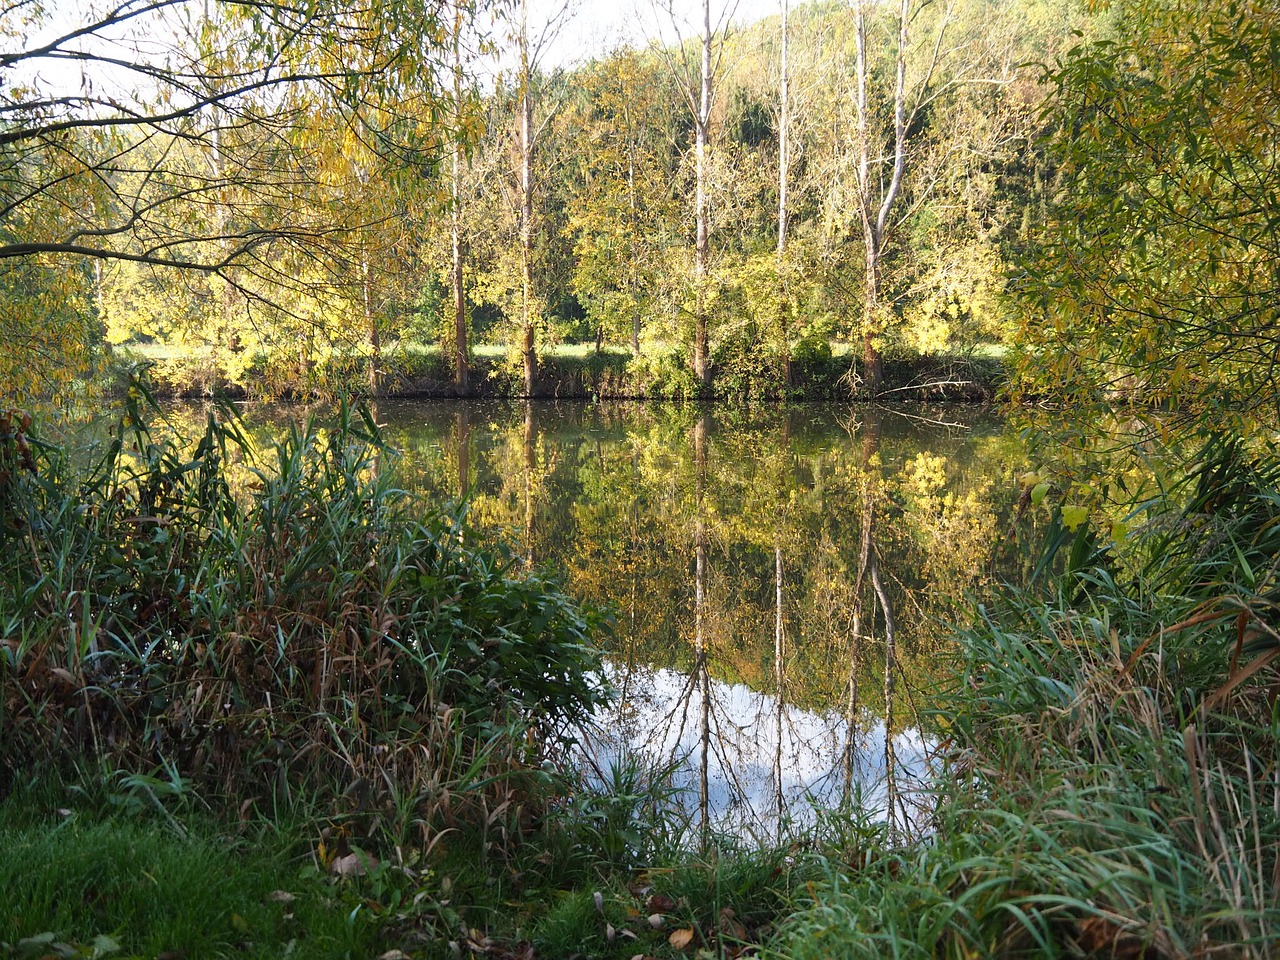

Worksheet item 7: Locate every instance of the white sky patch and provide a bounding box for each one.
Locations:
[576,661,935,843]
[543,0,784,68]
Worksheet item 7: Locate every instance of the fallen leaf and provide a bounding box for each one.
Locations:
[668,927,695,951]
[646,894,677,913]
[329,852,376,877]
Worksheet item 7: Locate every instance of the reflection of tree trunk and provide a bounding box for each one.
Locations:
[629,446,640,641]
[454,407,471,501]
[850,408,902,835]
[844,409,889,811]
[873,552,899,838]
[694,414,710,848]
[363,243,380,397]
[843,422,873,800]
[368,399,381,477]
[524,402,536,566]
[774,544,785,827]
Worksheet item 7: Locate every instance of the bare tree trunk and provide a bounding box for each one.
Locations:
[852,0,913,396]
[519,0,537,397]
[451,2,470,395]
[693,0,712,391]
[628,145,641,355]
[777,0,792,387]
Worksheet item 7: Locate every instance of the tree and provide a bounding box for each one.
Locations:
[507,0,576,395]
[840,0,1022,393]
[562,48,682,354]
[1015,0,1280,429]
[0,0,457,404]
[649,0,738,391]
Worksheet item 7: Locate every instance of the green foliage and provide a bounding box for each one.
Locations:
[0,376,611,837]
[1015,0,1280,427]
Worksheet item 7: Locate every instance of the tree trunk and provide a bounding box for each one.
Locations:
[451,3,470,395]
[693,0,712,391]
[519,0,537,397]
[777,0,792,388]
[851,0,911,397]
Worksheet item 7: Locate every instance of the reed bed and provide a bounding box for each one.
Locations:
[778,439,1280,959]
[0,384,610,854]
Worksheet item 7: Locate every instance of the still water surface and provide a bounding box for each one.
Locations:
[355,400,1027,841]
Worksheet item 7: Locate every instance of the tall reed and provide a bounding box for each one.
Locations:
[777,439,1280,959]
[0,379,611,854]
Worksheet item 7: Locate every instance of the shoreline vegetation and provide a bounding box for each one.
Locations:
[108,342,1006,404]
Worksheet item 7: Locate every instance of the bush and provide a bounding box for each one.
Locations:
[0,379,612,844]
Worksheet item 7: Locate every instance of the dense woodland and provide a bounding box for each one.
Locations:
[0,0,1095,402]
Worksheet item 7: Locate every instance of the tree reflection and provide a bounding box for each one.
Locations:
[163,400,1023,837]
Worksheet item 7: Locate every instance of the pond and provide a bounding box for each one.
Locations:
[154,398,1030,841]
[359,400,1030,842]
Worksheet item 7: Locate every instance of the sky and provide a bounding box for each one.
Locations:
[543,0,785,67]
[7,0,790,102]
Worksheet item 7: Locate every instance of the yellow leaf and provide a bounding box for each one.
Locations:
[1061,505,1089,531]
[669,927,696,950]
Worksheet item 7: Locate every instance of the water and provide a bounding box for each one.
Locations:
[150,398,1026,837]
[358,400,1027,840]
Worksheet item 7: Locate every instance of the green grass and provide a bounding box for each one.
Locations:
[0,791,378,960]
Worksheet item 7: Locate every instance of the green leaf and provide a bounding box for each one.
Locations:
[1060,505,1089,531]
[1030,481,1051,507]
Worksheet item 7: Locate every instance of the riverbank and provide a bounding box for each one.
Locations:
[110,341,1005,403]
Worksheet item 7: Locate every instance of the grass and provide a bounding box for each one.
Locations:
[0,784,379,960]
[775,437,1280,959]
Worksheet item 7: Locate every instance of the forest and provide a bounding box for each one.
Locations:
[5,0,1082,403]
[2,0,1279,958]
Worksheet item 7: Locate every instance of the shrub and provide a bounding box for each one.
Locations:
[0,378,612,847]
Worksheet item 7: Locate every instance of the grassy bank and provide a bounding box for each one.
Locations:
[113,341,1006,403]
